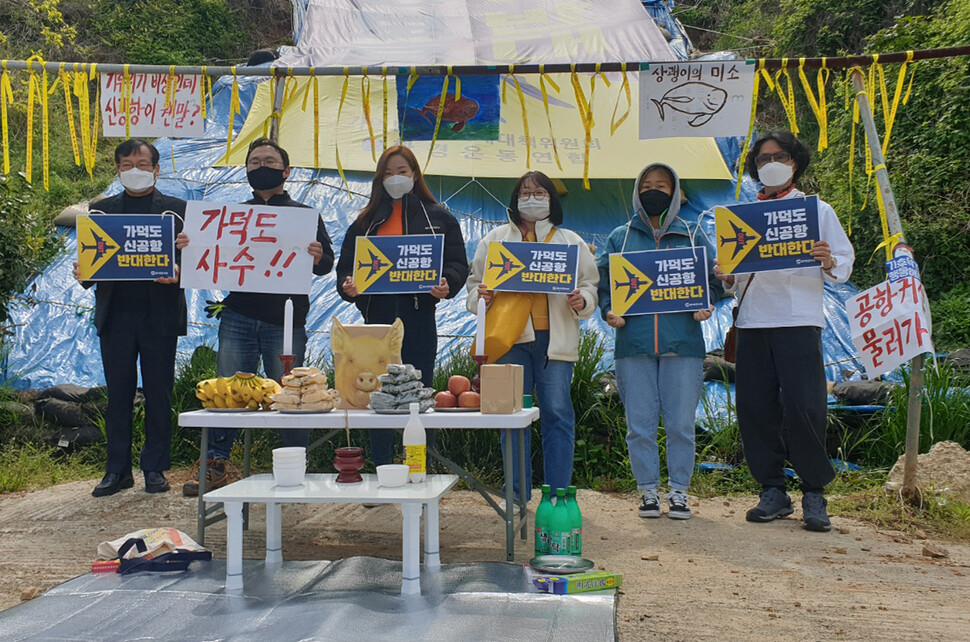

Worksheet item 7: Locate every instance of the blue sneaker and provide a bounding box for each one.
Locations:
[745,487,794,522]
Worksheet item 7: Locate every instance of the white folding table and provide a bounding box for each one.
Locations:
[178,407,539,560]
[203,473,458,595]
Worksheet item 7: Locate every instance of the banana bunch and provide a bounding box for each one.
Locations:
[196,372,282,410]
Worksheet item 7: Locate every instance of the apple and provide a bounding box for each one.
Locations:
[435,390,458,408]
[448,375,472,397]
[458,391,481,408]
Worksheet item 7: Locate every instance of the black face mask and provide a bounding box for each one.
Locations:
[247,166,285,191]
[639,189,672,218]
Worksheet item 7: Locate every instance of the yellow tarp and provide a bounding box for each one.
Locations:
[216,73,732,181]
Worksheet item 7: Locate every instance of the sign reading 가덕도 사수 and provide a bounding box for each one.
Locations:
[639,61,755,139]
[714,196,821,275]
[353,235,445,295]
[100,72,204,138]
[609,246,710,316]
[179,202,319,294]
[848,276,934,380]
[76,214,175,281]
[482,241,579,294]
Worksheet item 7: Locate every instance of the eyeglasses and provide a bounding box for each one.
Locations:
[754,151,792,167]
[519,190,549,199]
[246,157,284,169]
[118,161,154,171]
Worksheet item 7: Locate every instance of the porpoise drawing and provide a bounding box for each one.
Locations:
[411,93,479,132]
[651,82,728,127]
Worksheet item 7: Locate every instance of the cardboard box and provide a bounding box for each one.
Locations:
[480,364,524,414]
[330,320,403,409]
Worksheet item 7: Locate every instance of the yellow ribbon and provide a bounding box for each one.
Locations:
[199,67,211,119]
[300,68,320,168]
[846,69,863,232]
[880,50,913,158]
[402,68,418,145]
[90,64,100,178]
[25,57,40,185]
[73,64,92,179]
[361,68,377,162]
[226,67,240,159]
[424,72,451,171]
[263,67,276,138]
[869,231,904,264]
[538,65,562,171]
[797,57,828,151]
[57,63,80,166]
[165,65,177,111]
[502,65,531,170]
[381,68,388,152]
[773,58,798,135]
[735,59,765,200]
[335,69,351,194]
[1,61,15,175]
[122,64,132,140]
[569,65,594,190]
[609,62,631,136]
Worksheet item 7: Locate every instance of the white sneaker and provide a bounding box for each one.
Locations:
[666,490,692,520]
[638,489,661,518]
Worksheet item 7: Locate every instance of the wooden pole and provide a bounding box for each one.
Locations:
[849,69,924,501]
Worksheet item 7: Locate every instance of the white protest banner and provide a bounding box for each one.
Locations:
[639,61,755,139]
[180,201,319,294]
[100,73,204,138]
[848,277,934,379]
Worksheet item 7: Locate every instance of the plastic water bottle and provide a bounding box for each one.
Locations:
[403,403,426,483]
[567,485,582,555]
[549,488,572,555]
[534,484,553,555]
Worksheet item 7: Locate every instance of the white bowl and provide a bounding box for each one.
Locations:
[376,464,409,487]
[273,464,306,487]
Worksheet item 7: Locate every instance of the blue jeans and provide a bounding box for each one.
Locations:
[615,354,703,492]
[498,331,575,499]
[208,308,309,460]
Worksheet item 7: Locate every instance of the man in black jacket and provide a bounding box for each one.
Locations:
[178,138,335,496]
[74,139,186,497]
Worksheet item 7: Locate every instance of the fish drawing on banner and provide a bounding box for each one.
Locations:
[652,82,727,127]
[397,75,500,141]
[411,94,479,133]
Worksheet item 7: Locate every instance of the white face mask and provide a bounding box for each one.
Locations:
[383,174,414,200]
[119,168,156,192]
[517,196,550,222]
[757,162,794,188]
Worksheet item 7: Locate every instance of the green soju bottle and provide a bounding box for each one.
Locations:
[567,485,582,555]
[534,484,553,556]
[549,488,572,555]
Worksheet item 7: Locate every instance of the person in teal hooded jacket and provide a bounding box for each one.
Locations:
[596,162,722,520]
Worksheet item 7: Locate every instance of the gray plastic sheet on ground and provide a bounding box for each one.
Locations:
[0,557,617,641]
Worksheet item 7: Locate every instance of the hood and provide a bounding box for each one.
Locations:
[504,208,557,241]
[632,162,683,237]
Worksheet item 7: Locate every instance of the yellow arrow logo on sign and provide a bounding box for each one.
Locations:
[483,242,526,290]
[76,216,120,280]
[354,237,393,293]
[609,253,654,316]
[714,205,762,274]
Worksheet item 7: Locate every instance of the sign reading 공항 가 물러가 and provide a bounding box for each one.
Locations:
[76,214,175,281]
[353,235,444,294]
[609,246,710,316]
[714,196,821,275]
[482,241,579,294]
[179,201,319,294]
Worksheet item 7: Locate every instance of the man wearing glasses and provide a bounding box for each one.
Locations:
[178,137,335,496]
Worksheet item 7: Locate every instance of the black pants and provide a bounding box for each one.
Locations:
[99,310,177,474]
[735,326,834,491]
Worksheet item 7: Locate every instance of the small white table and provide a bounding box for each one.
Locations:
[203,473,458,595]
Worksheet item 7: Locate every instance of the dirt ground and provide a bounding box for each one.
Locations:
[1,468,968,641]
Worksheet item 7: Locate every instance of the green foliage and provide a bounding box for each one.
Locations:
[0,442,100,492]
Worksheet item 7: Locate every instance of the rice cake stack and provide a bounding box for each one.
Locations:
[270,366,340,412]
[368,364,435,412]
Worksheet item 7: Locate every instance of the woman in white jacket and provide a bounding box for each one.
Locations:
[466,171,599,501]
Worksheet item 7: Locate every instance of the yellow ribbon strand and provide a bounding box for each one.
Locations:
[402,68,418,146]
[1,62,14,175]
[335,69,352,195]
[454,70,461,102]
[773,59,798,135]
[846,69,861,233]
[570,66,594,190]
[199,67,210,119]
[381,70,388,152]
[538,65,562,171]
[797,57,828,151]
[881,51,913,158]
[165,65,176,111]
[735,59,764,200]
[609,62,632,136]
[58,64,80,166]
[361,69,377,162]
[90,65,100,178]
[264,68,276,138]
[301,69,320,168]
[26,57,40,185]
[73,64,91,179]
[869,231,904,264]
[122,64,132,140]
[874,186,894,261]
[41,60,49,191]
[424,73,451,171]
[226,67,240,159]
[817,58,830,150]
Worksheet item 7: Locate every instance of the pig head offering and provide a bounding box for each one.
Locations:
[330,318,405,409]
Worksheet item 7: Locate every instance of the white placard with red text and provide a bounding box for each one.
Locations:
[848,277,934,379]
[180,201,319,294]
[100,73,204,138]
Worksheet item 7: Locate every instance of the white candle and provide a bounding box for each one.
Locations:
[475,297,486,356]
[283,298,293,355]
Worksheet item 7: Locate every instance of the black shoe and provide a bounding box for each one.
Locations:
[801,492,832,532]
[92,471,134,497]
[145,471,170,494]
[745,487,794,522]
